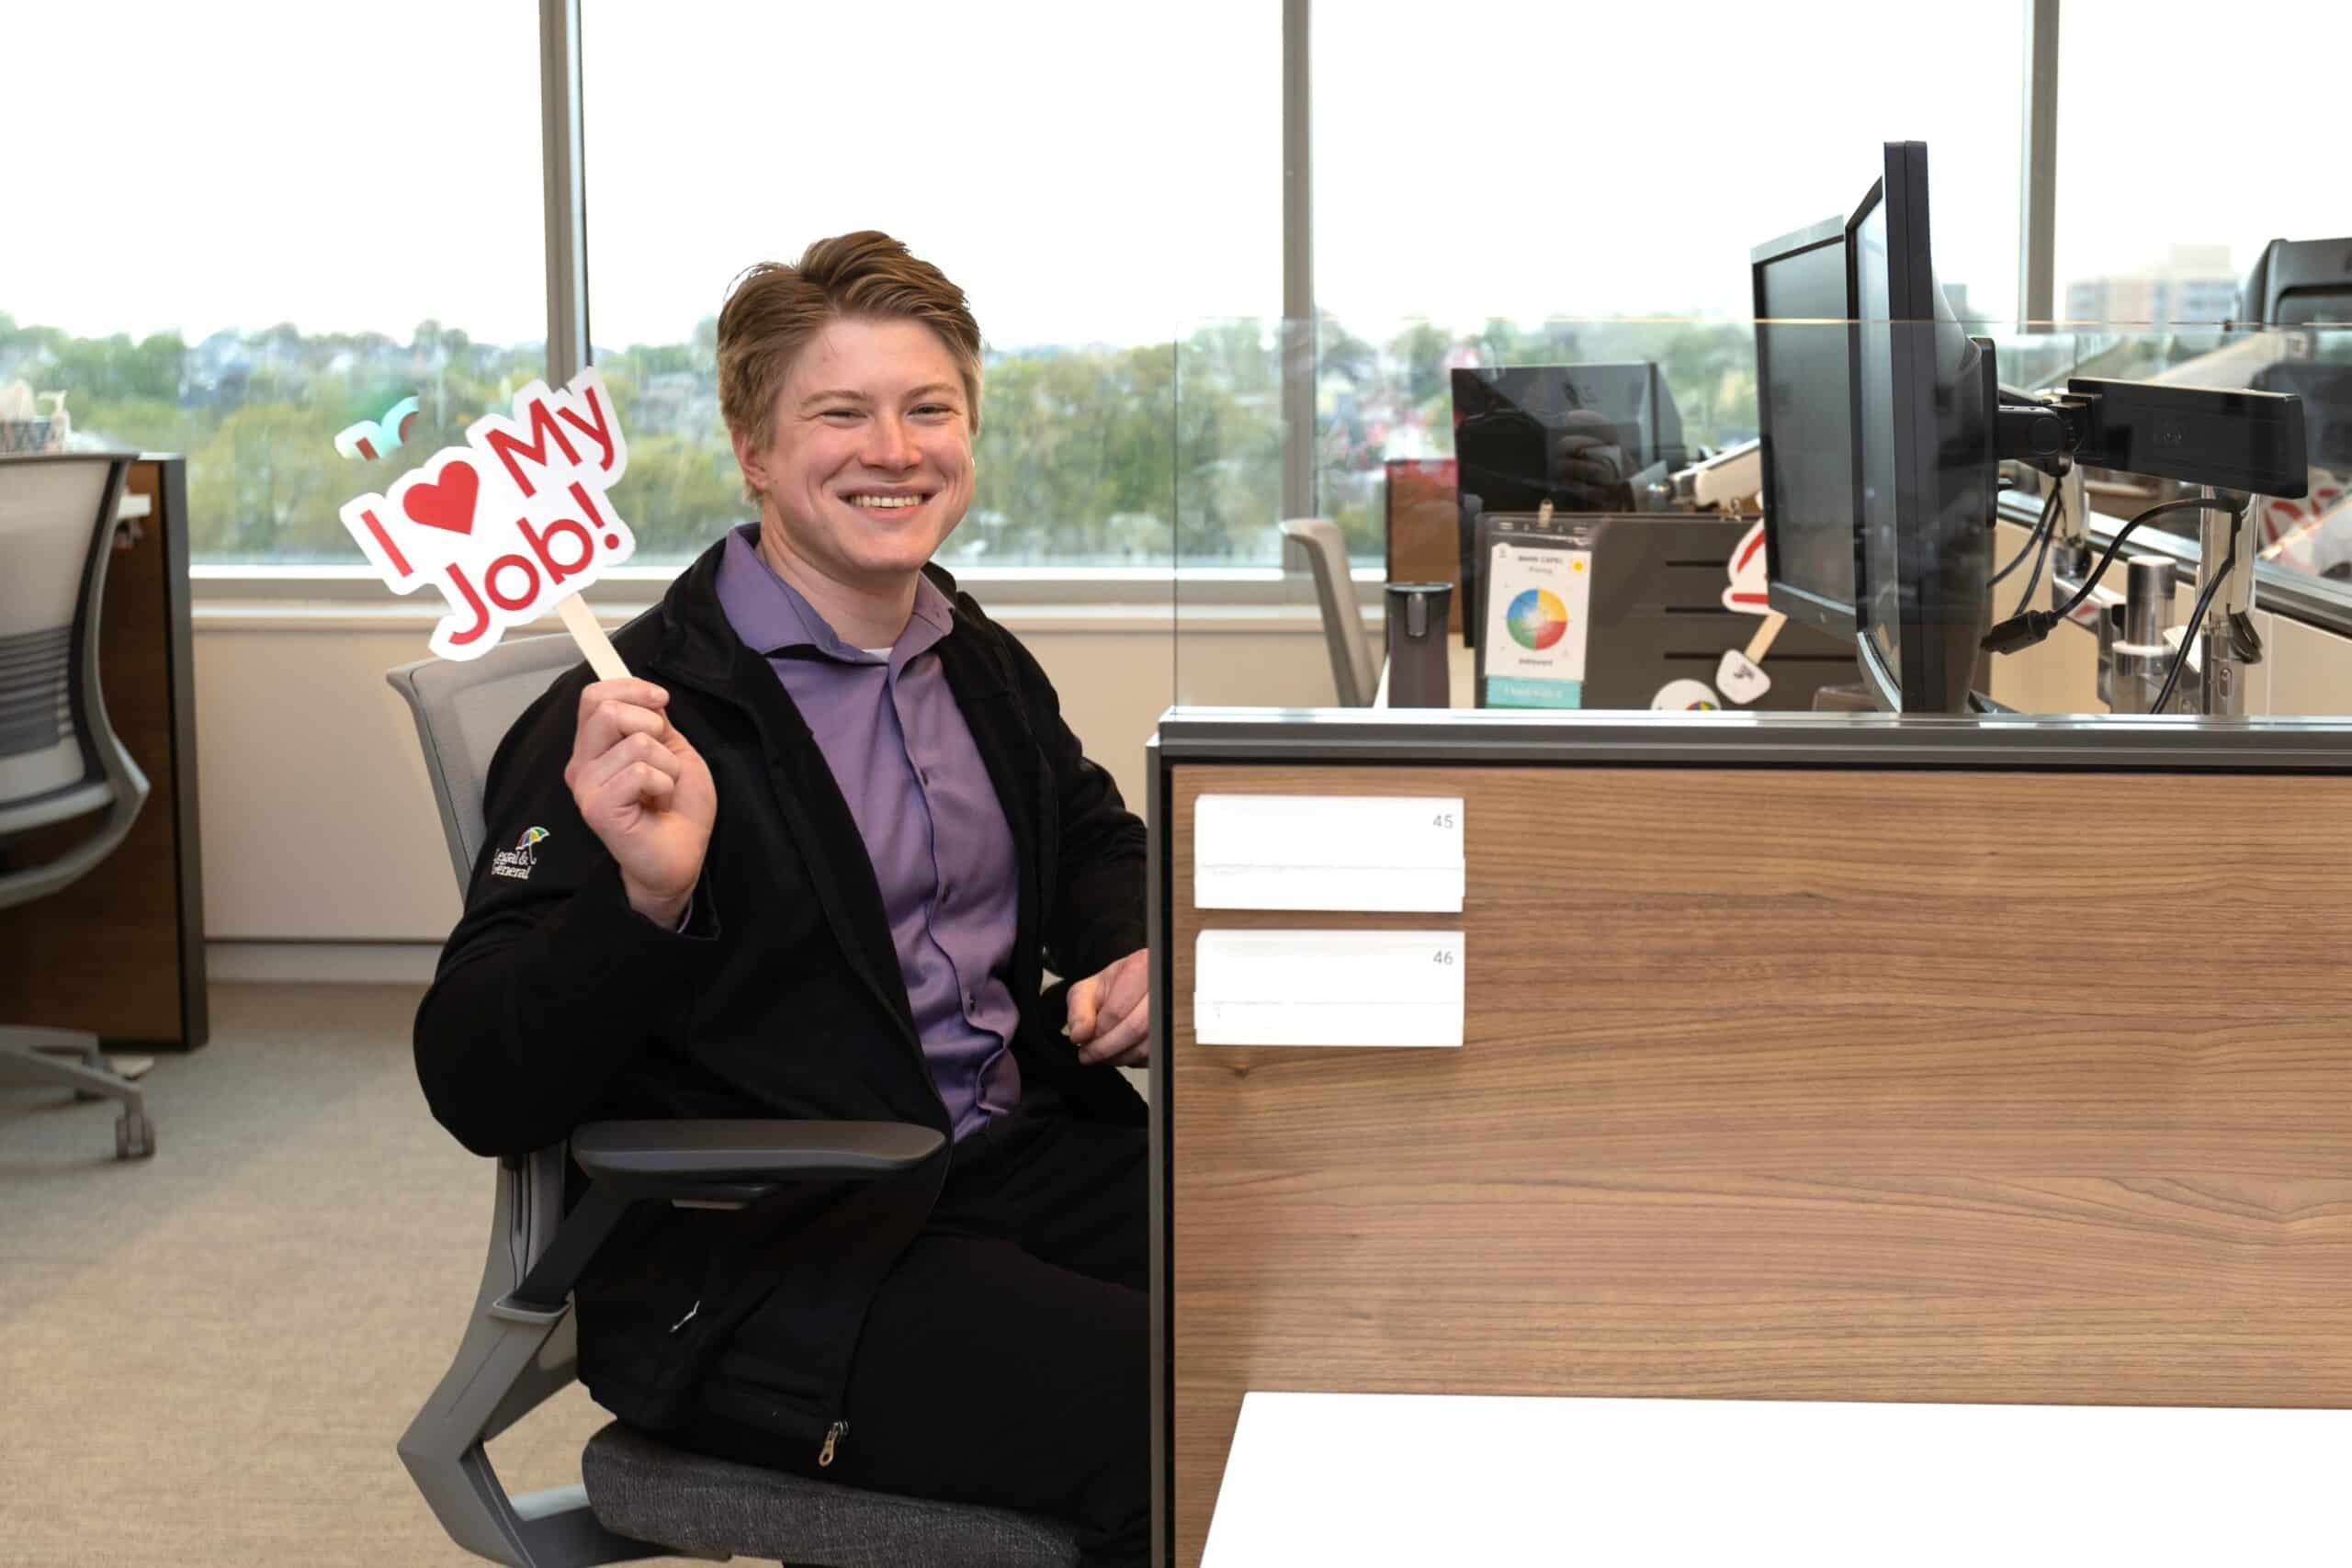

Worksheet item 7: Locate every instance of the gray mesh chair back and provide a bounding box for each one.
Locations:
[389,636,656,1567]
[389,635,590,888]
[1,452,156,1159]
[1279,516,1376,706]
[0,453,147,883]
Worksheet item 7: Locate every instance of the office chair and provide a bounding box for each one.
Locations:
[0,452,155,1160]
[2238,235,2352,327]
[1279,516,1377,706]
[389,637,1085,1567]
[2240,235,2352,479]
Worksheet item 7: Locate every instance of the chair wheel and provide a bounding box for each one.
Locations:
[116,1110,155,1160]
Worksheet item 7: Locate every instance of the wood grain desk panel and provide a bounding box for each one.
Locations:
[1166,763,2352,1567]
[0,458,207,1047]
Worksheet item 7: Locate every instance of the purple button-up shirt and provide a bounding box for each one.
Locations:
[715,525,1023,1140]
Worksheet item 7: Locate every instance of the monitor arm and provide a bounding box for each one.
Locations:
[1989,377,2098,584]
[1994,376,2309,497]
[1994,384,2096,479]
[1981,373,2292,715]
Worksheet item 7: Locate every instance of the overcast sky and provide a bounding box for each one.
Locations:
[6,1,2340,351]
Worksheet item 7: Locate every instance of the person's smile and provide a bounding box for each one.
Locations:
[841,486,935,513]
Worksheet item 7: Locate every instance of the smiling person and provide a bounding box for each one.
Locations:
[413,232,1152,1565]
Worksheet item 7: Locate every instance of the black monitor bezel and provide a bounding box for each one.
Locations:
[1847,141,1967,715]
[1749,212,1860,644]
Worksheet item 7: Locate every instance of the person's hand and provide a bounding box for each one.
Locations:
[562,678,716,927]
[1552,408,1636,512]
[1066,947,1148,1067]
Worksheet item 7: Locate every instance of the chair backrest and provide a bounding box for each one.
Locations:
[0,452,149,907]
[388,635,591,889]
[1279,516,1377,707]
[390,635,657,1568]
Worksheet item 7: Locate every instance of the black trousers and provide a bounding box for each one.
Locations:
[676,1095,1149,1566]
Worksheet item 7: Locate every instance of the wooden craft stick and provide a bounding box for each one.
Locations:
[556,592,629,681]
[1743,611,1788,665]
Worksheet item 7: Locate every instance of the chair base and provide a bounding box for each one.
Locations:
[1,1026,156,1159]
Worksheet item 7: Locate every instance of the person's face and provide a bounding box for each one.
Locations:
[733,315,975,593]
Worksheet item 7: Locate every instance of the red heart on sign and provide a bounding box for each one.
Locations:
[402,460,479,536]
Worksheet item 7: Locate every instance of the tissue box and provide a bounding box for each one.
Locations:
[0,418,59,454]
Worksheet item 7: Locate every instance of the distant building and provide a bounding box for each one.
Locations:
[2065,245,2239,325]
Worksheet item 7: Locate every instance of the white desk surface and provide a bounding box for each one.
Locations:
[1202,1391,2347,1566]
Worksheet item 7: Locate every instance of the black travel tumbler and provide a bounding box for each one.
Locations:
[1384,582,1453,708]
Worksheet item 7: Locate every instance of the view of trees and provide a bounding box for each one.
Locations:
[0,312,546,565]
[1,307,1772,570]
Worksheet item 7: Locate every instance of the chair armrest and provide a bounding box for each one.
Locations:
[502,1120,945,1316]
[570,1119,945,1200]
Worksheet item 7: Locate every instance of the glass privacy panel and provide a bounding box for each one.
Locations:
[1171,316,2352,718]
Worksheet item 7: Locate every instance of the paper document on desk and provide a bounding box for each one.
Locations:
[1193,795,1464,911]
[1194,930,1464,1047]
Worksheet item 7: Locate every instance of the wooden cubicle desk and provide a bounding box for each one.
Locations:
[1148,712,2352,1568]
[0,457,208,1049]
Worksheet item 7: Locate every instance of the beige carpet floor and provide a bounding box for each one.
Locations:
[0,983,704,1567]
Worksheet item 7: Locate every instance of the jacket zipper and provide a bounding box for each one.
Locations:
[808,1144,949,1471]
[666,654,965,1483]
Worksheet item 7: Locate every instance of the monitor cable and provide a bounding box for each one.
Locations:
[1987,481,2064,602]
[1981,494,2249,657]
[2149,503,2248,715]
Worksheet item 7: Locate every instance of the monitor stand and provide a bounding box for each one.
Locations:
[1804,683,2013,715]
[1809,682,1876,713]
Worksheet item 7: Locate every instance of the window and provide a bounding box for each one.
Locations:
[2056,0,2342,333]
[0,3,546,566]
[1311,1,2028,558]
[7,6,2094,583]
[2053,0,2352,576]
[581,0,1281,570]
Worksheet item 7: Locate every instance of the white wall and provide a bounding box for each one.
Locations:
[193,604,1344,947]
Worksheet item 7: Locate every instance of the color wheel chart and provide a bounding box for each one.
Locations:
[1506,588,1568,651]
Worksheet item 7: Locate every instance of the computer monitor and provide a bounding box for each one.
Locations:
[2241,236,2352,326]
[1451,363,1688,648]
[1453,363,1685,487]
[1847,141,1995,715]
[1751,215,1860,641]
[2240,237,2352,474]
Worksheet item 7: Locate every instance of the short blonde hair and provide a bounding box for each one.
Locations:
[717,231,984,461]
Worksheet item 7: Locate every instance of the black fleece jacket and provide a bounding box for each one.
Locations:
[413,536,1147,1452]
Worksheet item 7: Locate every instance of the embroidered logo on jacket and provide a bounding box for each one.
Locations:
[492,826,549,881]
